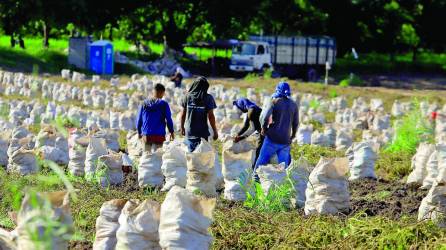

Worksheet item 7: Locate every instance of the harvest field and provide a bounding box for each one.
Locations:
[1,70,446,249]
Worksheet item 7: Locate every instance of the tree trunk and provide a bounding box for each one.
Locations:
[42,22,49,48]
[10,34,15,48]
[164,9,186,53]
[389,53,395,62]
[412,47,418,63]
[108,25,113,41]
[18,35,25,49]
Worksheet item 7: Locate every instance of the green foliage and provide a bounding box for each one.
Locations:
[376,150,413,180]
[309,99,320,110]
[263,68,273,79]
[244,72,259,82]
[291,144,344,166]
[339,73,364,87]
[118,130,127,151]
[52,115,80,138]
[328,89,338,98]
[308,119,323,132]
[242,175,294,213]
[0,102,9,118]
[32,64,39,76]
[398,23,420,48]
[385,100,433,154]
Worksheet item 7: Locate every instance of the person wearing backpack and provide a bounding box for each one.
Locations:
[180,76,219,152]
[136,83,174,152]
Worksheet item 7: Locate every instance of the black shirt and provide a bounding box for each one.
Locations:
[181,94,217,139]
[237,107,262,137]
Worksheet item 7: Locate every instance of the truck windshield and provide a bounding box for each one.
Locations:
[233,43,256,55]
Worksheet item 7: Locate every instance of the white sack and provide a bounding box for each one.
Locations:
[116,199,161,250]
[138,150,163,188]
[186,139,216,197]
[159,186,216,250]
[304,157,350,215]
[93,199,127,250]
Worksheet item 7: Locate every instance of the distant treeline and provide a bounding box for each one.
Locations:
[0,0,445,58]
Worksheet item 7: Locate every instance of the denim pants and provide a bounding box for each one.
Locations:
[184,137,204,152]
[254,136,291,171]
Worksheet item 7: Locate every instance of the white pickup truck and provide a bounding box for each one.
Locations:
[230,35,337,80]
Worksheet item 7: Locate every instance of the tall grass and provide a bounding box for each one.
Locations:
[385,100,434,154]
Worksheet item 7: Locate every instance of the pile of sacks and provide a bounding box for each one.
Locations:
[93,186,216,250]
[222,139,256,201]
[418,144,446,226]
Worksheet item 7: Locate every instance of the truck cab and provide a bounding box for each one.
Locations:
[230,41,272,72]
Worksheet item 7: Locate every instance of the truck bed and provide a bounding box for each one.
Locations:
[249,35,336,66]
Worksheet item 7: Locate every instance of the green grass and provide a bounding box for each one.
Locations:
[386,100,434,154]
[335,51,446,75]
[2,36,445,76]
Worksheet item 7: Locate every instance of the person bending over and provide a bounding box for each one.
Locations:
[233,98,263,168]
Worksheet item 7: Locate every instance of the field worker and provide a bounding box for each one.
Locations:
[170,67,183,88]
[254,82,299,174]
[136,83,174,152]
[233,98,263,168]
[180,76,219,152]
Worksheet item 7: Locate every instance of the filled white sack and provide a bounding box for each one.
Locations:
[159,186,216,250]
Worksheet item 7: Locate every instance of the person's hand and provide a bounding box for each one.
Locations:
[213,131,219,141]
[261,128,266,136]
[233,136,242,143]
[169,133,175,141]
[181,127,185,136]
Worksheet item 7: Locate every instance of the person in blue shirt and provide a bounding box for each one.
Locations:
[180,76,218,152]
[136,83,175,152]
[254,82,299,174]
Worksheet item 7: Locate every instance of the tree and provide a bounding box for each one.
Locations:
[398,23,420,61]
[0,0,36,47]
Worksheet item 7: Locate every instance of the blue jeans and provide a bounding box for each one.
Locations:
[254,136,291,171]
[184,137,204,152]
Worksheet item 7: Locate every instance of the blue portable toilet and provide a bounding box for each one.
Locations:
[89,40,114,74]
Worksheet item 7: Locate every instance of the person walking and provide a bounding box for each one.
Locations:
[136,83,175,152]
[180,76,218,152]
[170,67,183,88]
[254,82,299,173]
[233,98,263,168]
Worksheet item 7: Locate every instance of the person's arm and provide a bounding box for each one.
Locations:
[180,108,186,136]
[291,104,299,140]
[238,113,250,136]
[208,110,218,140]
[136,105,143,137]
[260,100,273,134]
[180,97,187,136]
[165,102,175,140]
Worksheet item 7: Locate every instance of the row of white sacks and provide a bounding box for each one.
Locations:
[405,143,446,226]
[0,186,216,250]
[0,70,429,117]
[3,70,446,146]
[1,120,378,215]
[3,69,446,119]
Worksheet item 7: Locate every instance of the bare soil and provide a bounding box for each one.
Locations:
[350,178,427,219]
